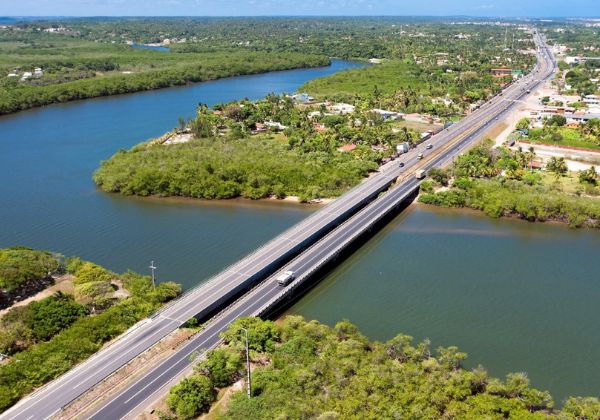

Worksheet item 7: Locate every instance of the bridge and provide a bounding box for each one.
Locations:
[2,31,556,420]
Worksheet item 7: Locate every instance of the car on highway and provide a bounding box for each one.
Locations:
[417,153,424,160]
[399,162,404,167]
[276,270,296,286]
[426,144,433,150]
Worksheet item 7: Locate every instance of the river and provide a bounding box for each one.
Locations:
[288,204,600,403]
[0,60,598,404]
[0,59,361,283]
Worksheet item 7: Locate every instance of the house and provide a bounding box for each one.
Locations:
[291,93,314,104]
[368,58,382,64]
[563,112,600,123]
[491,68,513,77]
[263,121,288,131]
[253,122,267,133]
[20,72,32,82]
[529,161,545,170]
[371,109,402,121]
[584,95,600,106]
[33,67,43,77]
[338,144,357,153]
[329,103,355,114]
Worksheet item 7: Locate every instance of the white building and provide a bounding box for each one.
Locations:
[329,103,356,114]
[584,95,600,106]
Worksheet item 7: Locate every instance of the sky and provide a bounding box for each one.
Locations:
[1,0,599,18]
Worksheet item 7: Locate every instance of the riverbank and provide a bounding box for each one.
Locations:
[155,316,599,419]
[0,48,329,116]
[417,141,600,228]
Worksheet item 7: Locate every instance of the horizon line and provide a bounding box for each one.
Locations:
[2,15,600,19]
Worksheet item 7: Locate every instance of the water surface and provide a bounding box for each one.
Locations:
[288,204,600,403]
[0,60,362,286]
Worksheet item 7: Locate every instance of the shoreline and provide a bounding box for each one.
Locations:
[108,191,337,209]
[0,58,332,118]
[416,196,598,229]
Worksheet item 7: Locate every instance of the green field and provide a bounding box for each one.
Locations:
[527,127,600,151]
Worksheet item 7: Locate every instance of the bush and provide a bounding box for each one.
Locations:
[74,262,114,285]
[25,293,88,342]
[0,247,60,293]
[167,375,215,419]
[420,180,434,193]
[221,317,280,352]
[197,348,243,388]
[428,167,450,186]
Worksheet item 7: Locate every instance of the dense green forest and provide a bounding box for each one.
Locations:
[35,17,535,63]
[94,134,377,201]
[1,17,535,114]
[163,316,600,419]
[0,249,181,413]
[418,141,600,227]
[0,29,327,114]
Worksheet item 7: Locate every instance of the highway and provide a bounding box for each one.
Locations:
[1,30,555,420]
[89,30,557,420]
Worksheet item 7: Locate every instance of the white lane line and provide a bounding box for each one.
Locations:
[122,329,222,405]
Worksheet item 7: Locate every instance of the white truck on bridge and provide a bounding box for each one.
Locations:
[276,270,296,286]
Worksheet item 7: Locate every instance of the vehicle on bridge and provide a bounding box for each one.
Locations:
[415,169,426,180]
[276,270,296,286]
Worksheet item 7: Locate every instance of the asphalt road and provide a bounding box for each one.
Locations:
[88,31,557,420]
[1,31,555,420]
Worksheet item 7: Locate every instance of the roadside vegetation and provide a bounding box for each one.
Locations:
[302,59,506,116]
[0,248,181,413]
[418,140,600,227]
[161,316,600,419]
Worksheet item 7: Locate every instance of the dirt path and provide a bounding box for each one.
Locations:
[0,274,75,318]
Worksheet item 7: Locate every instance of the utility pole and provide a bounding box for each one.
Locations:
[149,260,157,289]
[241,327,251,398]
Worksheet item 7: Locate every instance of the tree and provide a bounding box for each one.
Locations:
[74,262,114,284]
[546,115,566,127]
[0,247,60,293]
[546,157,568,176]
[221,317,280,352]
[167,375,215,419]
[579,166,598,185]
[197,348,242,388]
[25,293,88,341]
[515,118,530,131]
[428,167,450,186]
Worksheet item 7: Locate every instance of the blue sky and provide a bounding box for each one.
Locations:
[2,0,599,17]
